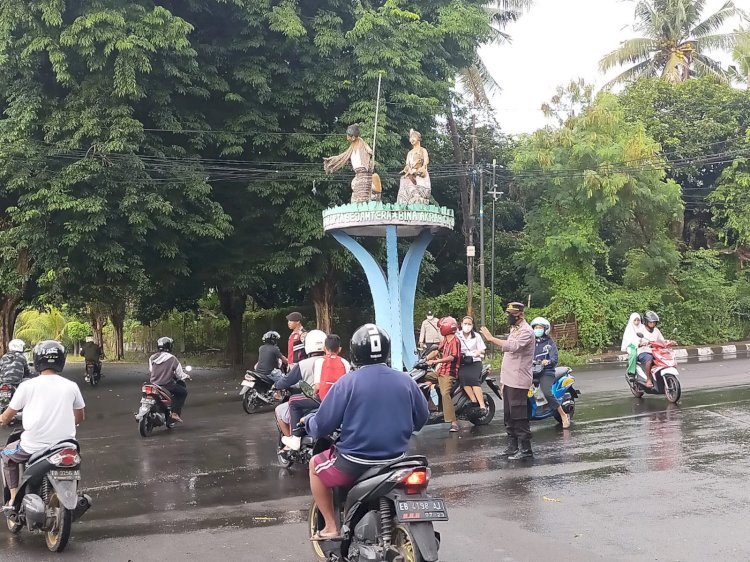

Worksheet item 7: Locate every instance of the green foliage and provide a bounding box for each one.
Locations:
[13,306,85,346]
[415,283,503,325]
[709,156,750,248]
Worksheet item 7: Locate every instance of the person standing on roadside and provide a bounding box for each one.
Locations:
[480,302,535,460]
[286,312,307,367]
[425,317,461,433]
[418,311,441,351]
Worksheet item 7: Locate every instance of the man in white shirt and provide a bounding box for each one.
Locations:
[0,341,85,508]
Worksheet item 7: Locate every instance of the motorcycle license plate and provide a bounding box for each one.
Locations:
[0,392,10,399]
[49,470,80,481]
[241,380,255,388]
[394,497,448,522]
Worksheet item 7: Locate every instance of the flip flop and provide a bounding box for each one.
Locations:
[310,531,343,542]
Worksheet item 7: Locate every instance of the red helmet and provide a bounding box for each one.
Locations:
[438,316,458,336]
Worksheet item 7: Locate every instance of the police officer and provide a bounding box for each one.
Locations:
[481,302,535,459]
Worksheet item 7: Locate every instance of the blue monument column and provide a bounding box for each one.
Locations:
[323,203,453,371]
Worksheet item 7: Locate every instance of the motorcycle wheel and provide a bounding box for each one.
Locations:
[242,392,260,414]
[392,524,426,562]
[7,514,22,534]
[470,393,495,426]
[308,503,327,561]
[88,368,98,387]
[139,416,153,438]
[45,493,72,552]
[627,375,644,398]
[663,374,681,403]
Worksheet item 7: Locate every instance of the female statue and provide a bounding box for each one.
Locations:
[396,129,431,205]
[323,124,377,203]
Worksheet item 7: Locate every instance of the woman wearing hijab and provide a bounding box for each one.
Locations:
[621,313,642,375]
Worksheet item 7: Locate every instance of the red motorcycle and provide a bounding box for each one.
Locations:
[626,340,682,403]
[135,366,191,437]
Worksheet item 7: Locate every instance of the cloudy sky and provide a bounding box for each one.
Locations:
[480,0,745,134]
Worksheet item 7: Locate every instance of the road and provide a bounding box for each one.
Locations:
[2,353,750,561]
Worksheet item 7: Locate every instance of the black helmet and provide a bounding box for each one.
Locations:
[262,331,280,345]
[350,324,391,367]
[643,311,660,324]
[33,340,66,373]
[157,337,174,352]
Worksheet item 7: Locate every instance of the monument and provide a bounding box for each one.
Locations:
[323,128,453,370]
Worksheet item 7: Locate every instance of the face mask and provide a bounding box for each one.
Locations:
[462,324,473,333]
[507,313,517,326]
[534,329,545,338]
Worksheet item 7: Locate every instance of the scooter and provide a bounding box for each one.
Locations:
[135,366,192,437]
[310,445,445,562]
[2,430,92,552]
[528,364,579,423]
[239,370,282,414]
[84,361,101,387]
[410,361,501,426]
[626,340,681,403]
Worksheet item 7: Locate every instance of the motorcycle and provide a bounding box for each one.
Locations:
[276,382,327,468]
[310,449,445,562]
[528,364,579,423]
[626,340,681,403]
[0,383,18,422]
[2,430,92,552]
[239,370,282,414]
[84,361,101,387]
[135,366,192,437]
[410,360,501,426]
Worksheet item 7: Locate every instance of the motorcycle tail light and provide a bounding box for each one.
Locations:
[401,468,430,495]
[142,384,155,395]
[0,384,10,392]
[49,448,80,467]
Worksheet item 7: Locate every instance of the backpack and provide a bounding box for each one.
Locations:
[318,353,348,400]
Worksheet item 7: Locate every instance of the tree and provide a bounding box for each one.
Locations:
[512,87,683,347]
[708,154,750,265]
[729,25,750,86]
[600,0,741,87]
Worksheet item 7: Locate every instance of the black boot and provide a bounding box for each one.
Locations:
[508,440,533,460]
[503,437,519,456]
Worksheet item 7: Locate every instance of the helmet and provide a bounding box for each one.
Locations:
[530,317,551,336]
[33,340,66,373]
[157,337,174,352]
[8,339,25,353]
[304,330,327,356]
[438,316,458,337]
[643,311,660,324]
[262,331,280,345]
[350,324,391,367]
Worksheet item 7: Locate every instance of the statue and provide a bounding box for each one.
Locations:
[323,124,380,203]
[396,129,431,205]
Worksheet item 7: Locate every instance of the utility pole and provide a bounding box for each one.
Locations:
[479,168,485,328]
[488,165,504,336]
[467,169,475,316]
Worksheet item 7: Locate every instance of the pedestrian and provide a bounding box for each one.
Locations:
[425,316,461,433]
[286,312,307,366]
[480,302,535,460]
[457,316,488,415]
[418,311,441,351]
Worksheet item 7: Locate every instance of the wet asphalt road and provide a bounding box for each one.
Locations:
[2,354,750,561]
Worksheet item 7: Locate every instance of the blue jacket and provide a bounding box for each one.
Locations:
[305,364,429,463]
[534,335,558,376]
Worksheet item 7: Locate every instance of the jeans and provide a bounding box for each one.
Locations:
[288,395,320,435]
[163,381,188,415]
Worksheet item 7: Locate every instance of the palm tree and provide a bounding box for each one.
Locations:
[729,25,750,87]
[599,0,741,87]
[14,307,71,344]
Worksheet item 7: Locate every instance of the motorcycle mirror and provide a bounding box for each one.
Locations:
[636,332,644,338]
[184,365,193,372]
[299,380,316,399]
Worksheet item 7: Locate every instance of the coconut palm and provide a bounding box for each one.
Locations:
[14,307,73,345]
[599,0,741,88]
[729,25,750,87]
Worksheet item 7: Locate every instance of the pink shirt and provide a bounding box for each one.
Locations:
[498,320,535,389]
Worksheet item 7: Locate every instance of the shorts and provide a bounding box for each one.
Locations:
[275,402,290,424]
[312,448,370,489]
[638,352,654,364]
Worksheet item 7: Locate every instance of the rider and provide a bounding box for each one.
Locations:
[149,337,191,423]
[255,331,288,384]
[80,335,103,381]
[425,316,461,433]
[304,324,429,541]
[531,317,570,429]
[273,329,327,440]
[637,310,666,389]
[0,341,85,510]
[0,339,31,385]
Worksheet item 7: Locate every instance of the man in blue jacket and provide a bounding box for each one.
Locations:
[304,323,429,541]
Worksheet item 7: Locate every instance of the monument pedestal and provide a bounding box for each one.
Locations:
[323,202,454,370]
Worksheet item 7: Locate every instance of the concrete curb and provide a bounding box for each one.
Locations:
[586,342,750,364]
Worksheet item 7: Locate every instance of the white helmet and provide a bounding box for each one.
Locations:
[304,329,327,356]
[8,339,25,353]
[530,317,551,336]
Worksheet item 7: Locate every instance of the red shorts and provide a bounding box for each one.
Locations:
[312,448,365,488]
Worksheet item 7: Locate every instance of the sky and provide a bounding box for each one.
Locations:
[480,0,746,135]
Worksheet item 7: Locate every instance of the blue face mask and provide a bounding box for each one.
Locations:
[533,329,545,338]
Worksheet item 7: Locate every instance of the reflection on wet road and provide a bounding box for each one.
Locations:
[3,356,750,561]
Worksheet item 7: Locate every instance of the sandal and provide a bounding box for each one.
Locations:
[311,531,343,542]
[449,422,460,432]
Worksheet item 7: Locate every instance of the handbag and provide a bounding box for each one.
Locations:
[460,353,474,366]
